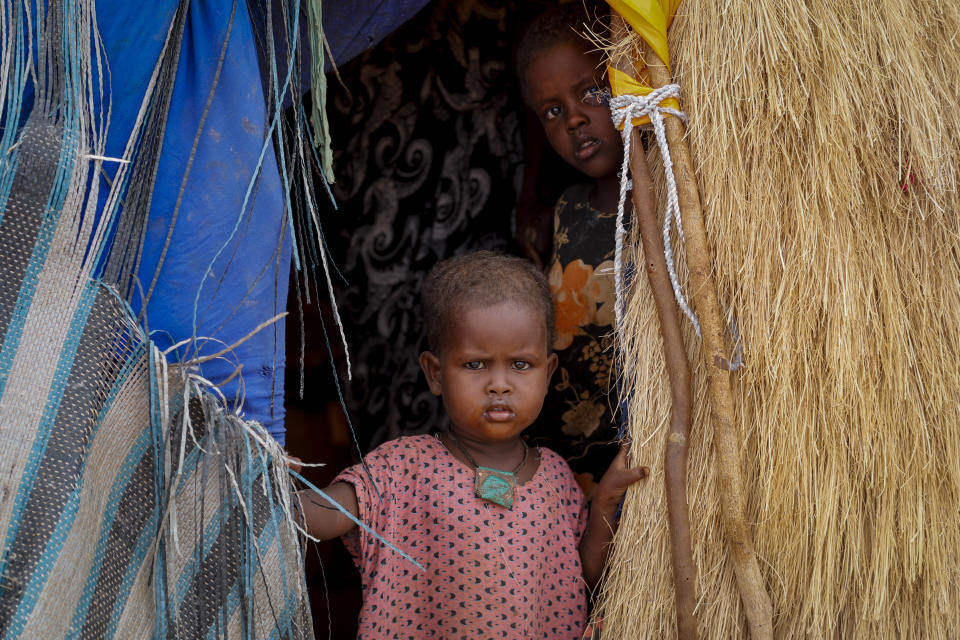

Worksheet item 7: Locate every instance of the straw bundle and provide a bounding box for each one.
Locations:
[597,1,960,637]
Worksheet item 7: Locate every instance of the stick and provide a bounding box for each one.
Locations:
[630,133,700,639]
[639,38,774,640]
[609,17,699,639]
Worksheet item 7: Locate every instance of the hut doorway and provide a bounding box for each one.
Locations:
[282,0,585,635]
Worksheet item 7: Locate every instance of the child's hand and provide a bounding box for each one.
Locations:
[591,444,648,519]
[579,445,648,590]
[286,456,303,474]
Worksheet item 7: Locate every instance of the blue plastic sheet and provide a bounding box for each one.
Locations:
[83,0,429,444]
[89,0,289,442]
[136,1,292,443]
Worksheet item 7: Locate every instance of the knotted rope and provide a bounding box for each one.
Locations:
[609,84,701,337]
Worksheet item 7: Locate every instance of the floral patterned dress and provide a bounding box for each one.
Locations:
[526,183,621,497]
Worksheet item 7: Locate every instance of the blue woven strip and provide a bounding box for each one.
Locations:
[0,2,29,223]
[147,347,169,640]
[169,441,213,603]
[8,484,84,634]
[103,506,162,638]
[201,502,306,640]
[0,128,81,401]
[67,346,152,632]
[96,441,164,638]
[166,417,288,636]
[242,426,259,633]
[172,440,262,608]
[9,341,147,635]
[0,149,19,229]
[0,282,98,587]
[264,578,300,640]
[82,371,183,638]
[255,449,295,638]
[201,515,283,640]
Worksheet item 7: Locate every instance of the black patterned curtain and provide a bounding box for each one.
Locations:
[321,0,537,448]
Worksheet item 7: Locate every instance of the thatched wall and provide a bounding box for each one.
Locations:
[598,1,960,637]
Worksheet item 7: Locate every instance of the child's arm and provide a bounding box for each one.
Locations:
[296,482,360,541]
[579,446,649,590]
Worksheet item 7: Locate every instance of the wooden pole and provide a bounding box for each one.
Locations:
[629,135,699,639]
[609,18,698,639]
[638,38,774,640]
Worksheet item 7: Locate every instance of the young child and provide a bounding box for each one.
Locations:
[515,4,650,497]
[299,251,647,638]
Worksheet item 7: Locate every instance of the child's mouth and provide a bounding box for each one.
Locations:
[484,407,515,421]
[575,138,600,160]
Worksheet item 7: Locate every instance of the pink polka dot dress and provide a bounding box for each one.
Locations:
[336,434,588,638]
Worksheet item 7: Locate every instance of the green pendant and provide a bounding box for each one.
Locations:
[474,466,518,509]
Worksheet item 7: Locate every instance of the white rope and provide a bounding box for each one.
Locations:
[609,85,701,338]
[83,153,129,163]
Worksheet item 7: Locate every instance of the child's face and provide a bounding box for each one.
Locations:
[525,40,622,180]
[419,302,558,445]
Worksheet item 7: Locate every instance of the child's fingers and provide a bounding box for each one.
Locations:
[608,444,630,470]
[611,444,648,482]
[590,447,651,517]
[595,448,649,501]
[609,464,648,489]
[286,456,303,474]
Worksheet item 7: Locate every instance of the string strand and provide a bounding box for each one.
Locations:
[609,85,701,338]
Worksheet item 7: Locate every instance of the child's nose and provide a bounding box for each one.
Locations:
[565,104,589,132]
[486,370,512,395]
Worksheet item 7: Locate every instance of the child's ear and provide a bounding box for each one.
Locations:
[419,351,443,395]
[545,352,558,384]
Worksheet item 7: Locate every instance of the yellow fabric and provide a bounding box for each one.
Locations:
[607,66,681,128]
[605,0,680,67]
[604,0,682,126]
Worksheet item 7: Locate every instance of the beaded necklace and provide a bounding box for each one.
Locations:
[440,432,528,509]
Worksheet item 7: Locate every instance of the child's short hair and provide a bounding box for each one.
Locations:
[516,2,604,103]
[421,251,555,353]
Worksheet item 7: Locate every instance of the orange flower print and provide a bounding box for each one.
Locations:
[549,259,616,350]
[592,259,615,328]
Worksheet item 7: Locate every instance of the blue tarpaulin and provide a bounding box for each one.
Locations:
[79,0,430,444]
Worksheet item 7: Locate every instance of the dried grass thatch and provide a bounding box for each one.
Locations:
[596,1,960,637]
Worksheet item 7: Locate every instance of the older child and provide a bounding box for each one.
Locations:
[300,251,647,638]
[516,4,648,497]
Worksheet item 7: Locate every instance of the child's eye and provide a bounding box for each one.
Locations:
[512,361,531,371]
[543,105,561,121]
[464,361,484,370]
[581,86,611,107]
